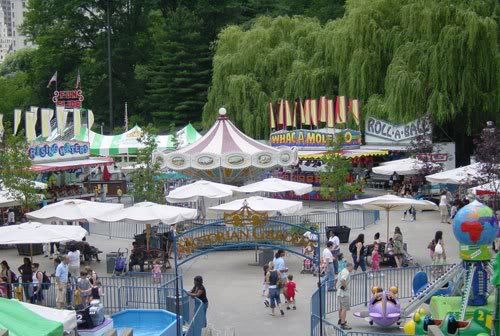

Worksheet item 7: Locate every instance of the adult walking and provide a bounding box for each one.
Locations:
[55,256,69,309]
[17,257,32,301]
[322,241,335,291]
[188,276,208,327]
[1,261,15,299]
[439,190,449,223]
[328,231,341,276]
[392,227,404,268]
[31,263,44,304]
[67,245,81,277]
[337,262,354,330]
[273,249,288,300]
[349,234,366,272]
[265,262,284,316]
[428,231,446,265]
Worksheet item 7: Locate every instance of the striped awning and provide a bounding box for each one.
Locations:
[73,124,201,157]
[299,149,388,160]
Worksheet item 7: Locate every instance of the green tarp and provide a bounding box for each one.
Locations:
[0,298,63,336]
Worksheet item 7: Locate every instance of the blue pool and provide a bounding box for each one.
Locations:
[112,309,180,336]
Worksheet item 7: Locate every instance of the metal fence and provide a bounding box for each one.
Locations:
[311,264,456,336]
[86,209,380,240]
[9,273,205,335]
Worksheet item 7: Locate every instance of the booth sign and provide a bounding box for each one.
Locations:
[28,140,90,163]
[270,129,361,149]
[365,117,431,144]
[52,90,84,108]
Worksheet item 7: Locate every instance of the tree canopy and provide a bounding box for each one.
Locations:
[203,0,498,145]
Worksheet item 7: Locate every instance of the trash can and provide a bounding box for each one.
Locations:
[106,252,119,273]
[258,248,274,267]
[326,226,351,243]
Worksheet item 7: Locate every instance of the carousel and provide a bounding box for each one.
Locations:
[161,108,298,184]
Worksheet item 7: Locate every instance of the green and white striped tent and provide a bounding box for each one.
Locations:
[73,124,201,157]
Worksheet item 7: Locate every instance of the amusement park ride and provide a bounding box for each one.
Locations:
[354,200,498,335]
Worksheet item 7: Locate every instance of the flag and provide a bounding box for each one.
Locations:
[319,96,327,123]
[73,108,81,138]
[75,70,81,89]
[269,102,276,129]
[285,100,293,127]
[352,99,361,126]
[299,99,305,126]
[327,99,335,128]
[56,106,68,135]
[278,99,284,127]
[25,112,36,141]
[13,109,22,135]
[46,71,57,88]
[310,99,318,127]
[303,99,311,126]
[87,109,94,130]
[292,101,298,129]
[336,96,347,124]
[41,108,54,138]
[0,114,3,133]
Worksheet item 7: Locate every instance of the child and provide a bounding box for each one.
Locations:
[285,275,297,310]
[371,243,380,272]
[262,264,269,307]
[77,271,92,305]
[152,259,162,283]
[0,277,7,298]
[90,279,103,301]
[337,253,346,273]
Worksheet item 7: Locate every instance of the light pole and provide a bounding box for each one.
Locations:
[106,0,113,132]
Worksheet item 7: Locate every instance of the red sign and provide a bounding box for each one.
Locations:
[52,90,84,108]
[416,153,448,162]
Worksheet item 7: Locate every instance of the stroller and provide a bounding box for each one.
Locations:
[114,248,128,276]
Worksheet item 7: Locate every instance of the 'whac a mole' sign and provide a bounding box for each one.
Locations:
[365,117,431,145]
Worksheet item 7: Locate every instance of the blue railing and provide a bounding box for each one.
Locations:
[311,264,456,336]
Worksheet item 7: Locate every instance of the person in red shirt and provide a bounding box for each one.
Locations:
[285,274,298,310]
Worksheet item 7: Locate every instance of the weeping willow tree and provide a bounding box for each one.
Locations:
[204,0,498,144]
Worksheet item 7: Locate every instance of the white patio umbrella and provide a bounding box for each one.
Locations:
[0,222,87,245]
[236,178,313,196]
[0,190,19,207]
[343,194,438,241]
[425,163,484,184]
[166,180,237,203]
[0,179,47,190]
[94,201,197,225]
[372,158,440,176]
[469,180,500,196]
[209,196,303,215]
[26,199,124,223]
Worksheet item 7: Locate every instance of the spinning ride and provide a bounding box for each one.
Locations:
[403,200,498,335]
[161,108,298,184]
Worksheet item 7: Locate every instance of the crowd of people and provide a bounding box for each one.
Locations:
[0,256,102,310]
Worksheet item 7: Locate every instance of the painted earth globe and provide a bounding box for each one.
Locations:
[452,200,498,246]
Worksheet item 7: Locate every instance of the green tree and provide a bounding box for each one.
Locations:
[140,8,211,128]
[0,72,36,124]
[0,128,39,211]
[130,125,165,203]
[319,135,361,226]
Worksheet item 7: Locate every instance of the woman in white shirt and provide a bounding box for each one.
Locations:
[439,191,448,223]
[67,245,81,276]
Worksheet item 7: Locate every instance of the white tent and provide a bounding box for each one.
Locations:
[344,194,438,241]
[425,163,484,185]
[166,180,237,203]
[469,180,500,196]
[372,158,440,176]
[0,179,47,190]
[209,196,303,215]
[236,178,313,196]
[19,300,77,331]
[26,199,123,223]
[0,190,19,207]
[0,222,87,244]
[94,201,197,225]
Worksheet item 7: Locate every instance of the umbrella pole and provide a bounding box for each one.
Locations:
[386,209,390,243]
[30,243,33,262]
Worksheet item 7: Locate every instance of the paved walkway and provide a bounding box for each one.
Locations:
[0,205,459,336]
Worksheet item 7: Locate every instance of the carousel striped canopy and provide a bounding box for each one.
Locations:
[162,108,297,183]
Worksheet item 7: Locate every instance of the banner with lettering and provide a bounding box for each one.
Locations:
[365,116,431,145]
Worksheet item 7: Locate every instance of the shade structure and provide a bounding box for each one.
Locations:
[73,124,201,157]
[425,163,485,185]
[26,199,123,223]
[209,196,303,215]
[372,158,440,176]
[0,190,19,207]
[236,178,313,196]
[469,180,500,196]
[0,222,87,244]
[0,179,47,190]
[166,180,238,203]
[31,157,114,172]
[18,300,77,331]
[344,194,438,241]
[161,108,298,184]
[94,201,198,225]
